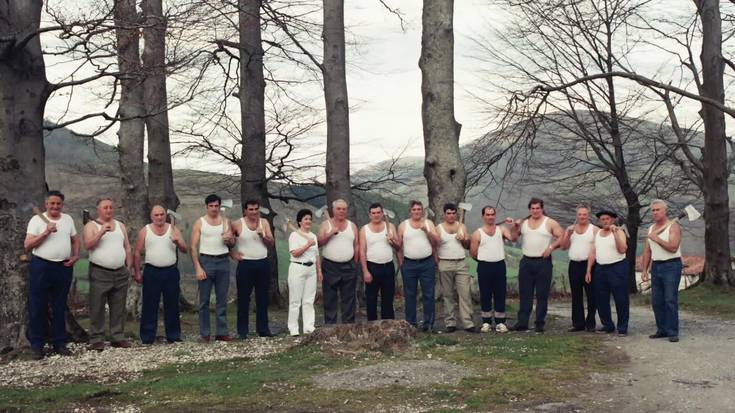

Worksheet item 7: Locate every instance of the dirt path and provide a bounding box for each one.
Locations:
[548,302,735,413]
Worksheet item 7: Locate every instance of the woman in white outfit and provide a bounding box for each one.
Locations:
[288,209,322,336]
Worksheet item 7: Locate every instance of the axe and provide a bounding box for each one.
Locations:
[315,205,333,232]
[423,207,435,231]
[220,199,234,233]
[656,204,701,234]
[383,208,396,239]
[166,209,183,227]
[457,202,473,237]
[19,204,50,262]
[82,209,91,225]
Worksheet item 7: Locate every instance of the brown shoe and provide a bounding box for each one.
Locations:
[88,342,105,352]
[111,340,131,348]
[215,335,232,342]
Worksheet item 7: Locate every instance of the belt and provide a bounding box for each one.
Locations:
[145,263,177,270]
[597,259,626,267]
[291,261,314,267]
[200,253,229,259]
[404,256,432,262]
[570,259,588,264]
[653,257,682,264]
[522,255,550,260]
[367,261,393,266]
[322,257,354,264]
[32,255,65,265]
[439,257,465,261]
[90,262,125,272]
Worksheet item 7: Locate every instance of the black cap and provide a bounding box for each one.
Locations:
[595,210,618,219]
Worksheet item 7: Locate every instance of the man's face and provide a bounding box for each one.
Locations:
[443,209,458,224]
[576,208,589,225]
[599,215,614,229]
[410,204,424,220]
[651,203,667,222]
[483,208,496,225]
[245,203,260,219]
[333,202,348,219]
[369,207,384,223]
[206,201,221,217]
[529,203,543,218]
[97,200,114,220]
[151,207,166,225]
[45,196,63,217]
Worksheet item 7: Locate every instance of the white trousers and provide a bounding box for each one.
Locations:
[287,262,317,335]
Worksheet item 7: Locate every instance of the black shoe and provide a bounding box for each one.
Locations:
[511,324,529,332]
[464,327,478,333]
[668,336,679,343]
[586,326,596,332]
[567,327,585,332]
[166,338,183,344]
[55,347,73,356]
[595,328,614,334]
[31,348,44,361]
[617,331,628,337]
[534,325,545,333]
[258,332,275,338]
[445,326,457,333]
[649,332,667,339]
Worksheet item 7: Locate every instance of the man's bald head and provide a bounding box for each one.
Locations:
[150,205,167,224]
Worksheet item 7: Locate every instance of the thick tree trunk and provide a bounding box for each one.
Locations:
[624,207,641,293]
[239,0,284,306]
[115,0,148,318]
[697,0,733,285]
[419,0,465,219]
[142,0,179,211]
[0,0,49,351]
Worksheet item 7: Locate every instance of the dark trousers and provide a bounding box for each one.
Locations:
[477,260,507,323]
[595,259,629,333]
[28,256,72,351]
[365,261,396,321]
[321,258,357,324]
[140,264,181,343]
[568,260,596,330]
[516,256,553,328]
[401,257,436,328]
[236,258,271,337]
[651,259,683,337]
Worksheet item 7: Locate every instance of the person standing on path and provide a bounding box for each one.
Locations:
[559,205,599,332]
[359,203,399,321]
[24,190,80,359]
[83,197,134,351]
[641,199,683,343]
[287,209,322,336]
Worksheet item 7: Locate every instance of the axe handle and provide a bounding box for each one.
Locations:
[655,219,678,235]
[459,209,466,224]
[32,207,50,224]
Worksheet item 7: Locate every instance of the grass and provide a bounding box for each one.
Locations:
[635,282,735,320]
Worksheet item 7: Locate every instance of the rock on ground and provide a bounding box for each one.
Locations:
[301,319,416,353]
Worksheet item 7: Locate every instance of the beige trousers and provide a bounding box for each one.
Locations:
[438,259,474,329]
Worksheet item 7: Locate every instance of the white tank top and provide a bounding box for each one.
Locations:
[402,220,433,260]
[594,231,626,265]
[568,224,595,261]
[144,224,177,267]
[648,223,682,261]
[199,217,229,255]
[364,223,393,264]
[322,220,355,262]
[89,220,126,269]
[438,224,466,260]
[477,227,505,262]
[521,217,552,257]
[236,218,268,260]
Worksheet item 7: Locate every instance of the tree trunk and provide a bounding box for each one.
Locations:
[419,0,465,219]
[142,0,179,211]
[697,0,733,285]
[0,0,49,351]
[115,0,148,318]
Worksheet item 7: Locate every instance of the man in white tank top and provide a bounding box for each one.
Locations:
[559,205,598,332]
[397,200,440,331]
[190,194,236,342]
[83,197,133,351]
[133,205,188,344]
[359,203,399,321]
[317,199,359,324]
[585,210,629,335]
[436,203,475,333]
[24,190,80,359]
[640,199,683,342]
[509,198,564,333]
[230,199,275,338]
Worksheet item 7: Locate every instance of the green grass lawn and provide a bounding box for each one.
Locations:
[634,282,735,320]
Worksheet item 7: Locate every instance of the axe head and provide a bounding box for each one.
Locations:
[425,208,435,218]
[458,202,473,212]
[82,209,91,225]
[166,209,182,222]
[681,204,701,222]
[20,202,36,213]
[315,205,328,218]
[221,199,234,209]
[260,207,270,215]
[384,208,396,220]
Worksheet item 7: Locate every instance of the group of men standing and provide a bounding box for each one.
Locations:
[25,190,684,360]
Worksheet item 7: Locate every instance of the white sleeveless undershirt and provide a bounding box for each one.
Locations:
[199,217,229,255]
[438,224,466,260]
[364,223,393,264]
[594,231,626,265]
[648,223,682,261]
[89,220,126,269]
[321,220,355,262]
[477,227,505,262]
[144,224,177,267]
[402,220,433,260]
[236,218,268,260]
[521,217,552,257]
[568,224,595,261]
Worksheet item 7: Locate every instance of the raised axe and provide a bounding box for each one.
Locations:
[655,204,701,234]
[315,204,333,232]
[423,207,436,231]
[166,209,183,227]
[457,202,473,237]
[19,203,50,262]
[220,198,234,233]
[383,208,396,238]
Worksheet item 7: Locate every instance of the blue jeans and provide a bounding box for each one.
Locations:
[401,257,436,328]
[140,264,181,343]
[595,259,629,333]
[28,256,72,351]
[236,258,270,337]
[651,258,683,337]
[198,255,230,337]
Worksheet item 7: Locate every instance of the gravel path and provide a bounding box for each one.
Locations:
[548,302,735,413]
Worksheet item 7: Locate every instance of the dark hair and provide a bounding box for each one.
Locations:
[368,202,383,212]
[409,200,423,209]
[244,199,260,210]
[443,203,457,213]
[528,197,544,209]
[297,209,312,224]
[205,194,221,206]
[481,206,496,216]
[46,190,65,202]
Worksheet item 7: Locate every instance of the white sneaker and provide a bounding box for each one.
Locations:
[480,323,492,333]
[496,323,509,333]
